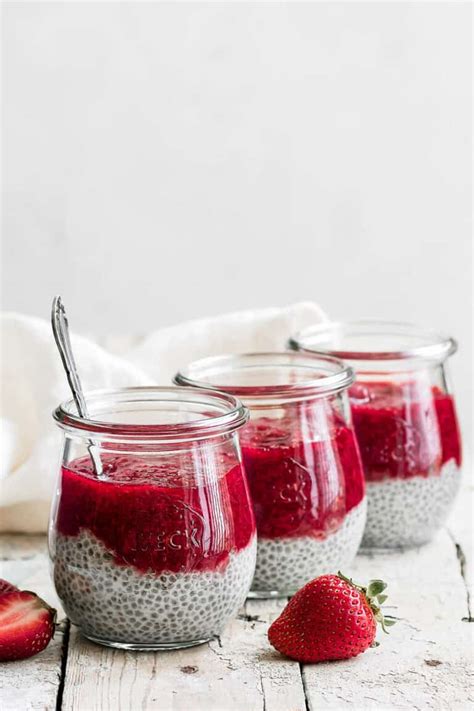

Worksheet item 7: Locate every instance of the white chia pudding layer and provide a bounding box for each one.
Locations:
[53,531,257,646]
[362,459,461,549]
[250,497,367,596]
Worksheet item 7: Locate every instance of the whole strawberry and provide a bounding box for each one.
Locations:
[268,572,395,663]
[0,590,57,662]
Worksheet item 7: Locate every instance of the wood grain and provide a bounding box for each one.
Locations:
[0,535,64,711]
[447,468,473,622]
[302,526,474,710]
[0,466,472,711]
[61,598,306,711]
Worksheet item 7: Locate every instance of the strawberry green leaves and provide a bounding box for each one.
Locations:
[337,571,397,635]
[366,579,387,597]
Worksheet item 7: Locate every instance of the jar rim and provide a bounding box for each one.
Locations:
[174,352,354,400]
[289,320,457,363]
[53,386,249,442]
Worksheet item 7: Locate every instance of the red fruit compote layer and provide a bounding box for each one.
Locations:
[240,404,367,596]
[51,451,256,646]
[350,381,462,547]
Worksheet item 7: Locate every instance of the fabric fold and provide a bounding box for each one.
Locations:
[0,302,326,532]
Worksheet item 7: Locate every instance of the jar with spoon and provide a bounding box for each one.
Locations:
[49,298,256,649]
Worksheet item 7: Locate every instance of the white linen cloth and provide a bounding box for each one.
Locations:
[0,302,327,532]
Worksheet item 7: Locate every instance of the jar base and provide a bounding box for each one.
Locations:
[82,631,213,652]
[359,539,432,553]
[248,588,295,599]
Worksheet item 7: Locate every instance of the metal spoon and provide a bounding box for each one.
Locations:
[51,295,103,477]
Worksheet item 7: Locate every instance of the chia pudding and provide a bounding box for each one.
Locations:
[289,320,463,550]
[240,414,367,595]
[350,382,462,548]
[51,453,256,648]
[175,352,367,597]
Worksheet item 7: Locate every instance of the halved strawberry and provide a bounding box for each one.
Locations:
[0,591,56,661]
[0,579,19,596]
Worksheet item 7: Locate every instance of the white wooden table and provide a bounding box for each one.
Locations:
[1,476,472,711]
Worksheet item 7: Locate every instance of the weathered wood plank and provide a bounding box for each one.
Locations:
[0,535,64,711]
[302,527,474,710]
[61,597,306,711]
[0,535,63,612]
[447,457,473,621]
[1,472,472,711]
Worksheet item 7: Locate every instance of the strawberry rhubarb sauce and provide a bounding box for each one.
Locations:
[350,382,462,548]
[240,412,367,595]
[51,453,256,645]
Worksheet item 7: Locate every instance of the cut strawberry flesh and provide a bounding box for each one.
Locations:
[0,591,56,661]
[0,579,19,596]
[0,593,48,626]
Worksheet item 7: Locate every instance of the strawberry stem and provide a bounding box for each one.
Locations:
[337,571,396,635]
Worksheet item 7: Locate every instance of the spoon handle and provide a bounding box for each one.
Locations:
[51,296,103,477]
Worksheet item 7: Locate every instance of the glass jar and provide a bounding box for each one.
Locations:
[175,353,367,598]
[49,387,256,650]
[290,321,462,548]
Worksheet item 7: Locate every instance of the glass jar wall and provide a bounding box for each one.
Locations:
[49,387,256,650]
[290,321,462,548]
[175,353,366,597]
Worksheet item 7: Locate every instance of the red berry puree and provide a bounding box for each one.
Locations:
[57,453,256,575]
[239,413,365,541]
[350,382,462,482]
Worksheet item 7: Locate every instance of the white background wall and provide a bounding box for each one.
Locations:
[2,2,472,433]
